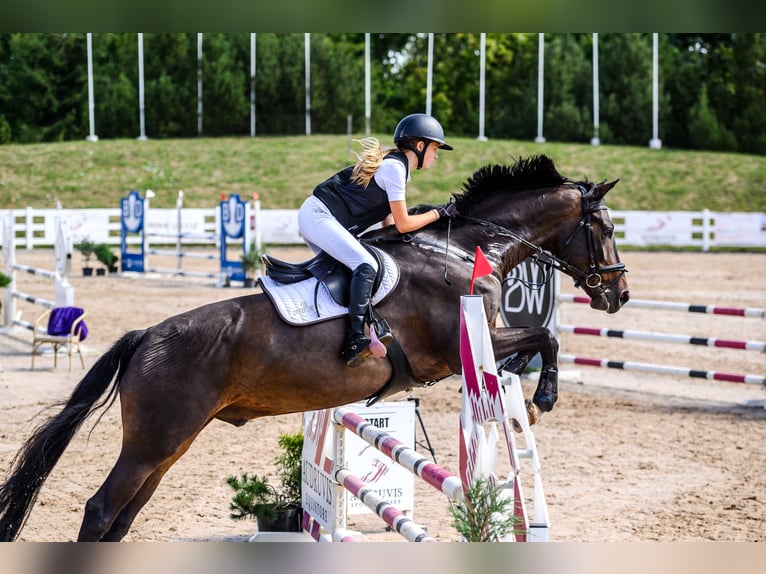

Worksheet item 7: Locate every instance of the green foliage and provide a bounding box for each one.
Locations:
[0,33,764,154]
[689,85,737,152]
[73,237,97,264]
[226,473,284,522]
[94,243,119,267]
[240,241,266,278]
[0,115,11,144]
[448,475,520,542]
[226,431,303,521]
[0,271,11,288]
[274,432,304,506]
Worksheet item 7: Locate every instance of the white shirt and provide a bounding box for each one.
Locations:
[373,156,410,203]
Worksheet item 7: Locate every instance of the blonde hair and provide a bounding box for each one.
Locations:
[350,137,398,187]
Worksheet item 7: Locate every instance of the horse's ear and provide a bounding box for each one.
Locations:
[592,178,619,200]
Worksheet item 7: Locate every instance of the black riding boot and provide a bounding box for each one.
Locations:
[341,263,391,367]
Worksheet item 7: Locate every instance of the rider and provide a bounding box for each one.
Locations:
[298,113,457,367]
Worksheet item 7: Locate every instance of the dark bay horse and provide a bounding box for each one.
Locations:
[0,154,629,541]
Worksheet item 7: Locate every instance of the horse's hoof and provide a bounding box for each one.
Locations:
[533,394,555,413]
[525,399,540,426]
[511,418,523,433]
[533,367,558,412]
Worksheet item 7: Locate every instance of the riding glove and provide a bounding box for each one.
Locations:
[437,202,459,220]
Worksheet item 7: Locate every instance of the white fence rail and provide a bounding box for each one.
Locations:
[1,207,765,251]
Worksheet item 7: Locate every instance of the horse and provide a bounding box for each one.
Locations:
[0,154,629,541]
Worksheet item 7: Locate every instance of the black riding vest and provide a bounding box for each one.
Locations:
[312,152,409,235]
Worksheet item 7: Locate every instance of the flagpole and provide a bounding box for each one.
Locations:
[85,33,98,142]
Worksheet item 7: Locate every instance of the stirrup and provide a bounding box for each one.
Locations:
[342,338,373,367]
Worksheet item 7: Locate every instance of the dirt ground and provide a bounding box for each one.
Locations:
[0,248,764,543]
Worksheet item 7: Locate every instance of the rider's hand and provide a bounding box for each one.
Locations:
[437,202,459,220]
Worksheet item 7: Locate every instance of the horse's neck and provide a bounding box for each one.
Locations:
[464,187,575,275]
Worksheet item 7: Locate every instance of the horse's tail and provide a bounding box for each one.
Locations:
[0,329,146,541]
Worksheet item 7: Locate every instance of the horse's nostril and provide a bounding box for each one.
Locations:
[620,290,630,305]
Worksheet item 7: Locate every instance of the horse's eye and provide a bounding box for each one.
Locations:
[603,227,614,239]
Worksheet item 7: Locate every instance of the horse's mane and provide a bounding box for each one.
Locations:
[453,154,572,208]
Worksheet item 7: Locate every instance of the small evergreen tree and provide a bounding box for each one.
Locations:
[448,475,520,542]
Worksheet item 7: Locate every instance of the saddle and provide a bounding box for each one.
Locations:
[261,244,386,307]
[260,244,420,405]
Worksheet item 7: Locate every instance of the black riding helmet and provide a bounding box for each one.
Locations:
[393,113,453,169]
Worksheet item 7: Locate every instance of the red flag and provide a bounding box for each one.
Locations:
[469,246,493,295]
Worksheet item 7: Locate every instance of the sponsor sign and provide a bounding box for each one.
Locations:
[500,257,557,331]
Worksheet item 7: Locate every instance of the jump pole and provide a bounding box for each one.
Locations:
[299,294,550,542]
[556,293,766,390]
[2,212,74,329]
[559,293,766,319]
[120,190,252,284]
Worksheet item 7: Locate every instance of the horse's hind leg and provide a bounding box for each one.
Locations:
[77,454,156,541]
[77,396,212,542]
[98,459,178,541]
[78,430,204,542]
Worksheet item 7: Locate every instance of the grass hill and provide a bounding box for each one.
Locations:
[1,135,764,212]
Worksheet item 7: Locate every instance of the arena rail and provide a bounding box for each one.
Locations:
[2,213,74,329]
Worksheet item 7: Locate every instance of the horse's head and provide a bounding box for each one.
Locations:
[451,155,629,314]
[554,179,630,314]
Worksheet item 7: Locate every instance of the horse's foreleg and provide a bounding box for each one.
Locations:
[490,326,560,416]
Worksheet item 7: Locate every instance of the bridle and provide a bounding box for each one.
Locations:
[457,184,627,295]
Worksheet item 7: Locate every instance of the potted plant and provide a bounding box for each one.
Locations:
[226,431,303,532]
[0,271,11,318]
[73,237,97,276]
[240,241,266,288]
[94,243,119,274]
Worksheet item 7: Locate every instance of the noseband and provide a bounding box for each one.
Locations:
[461,184,627,295]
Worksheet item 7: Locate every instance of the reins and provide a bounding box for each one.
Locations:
[363,184,627,295]
[453,184,627,294]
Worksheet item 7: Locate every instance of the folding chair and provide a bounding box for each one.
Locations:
[31,306,88,371]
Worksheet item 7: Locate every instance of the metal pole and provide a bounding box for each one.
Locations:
[649,33,662,149]
[534,33,546,143]
[250,33,256,137]
[137,33,147,140]
[426,33,433,115]
[305,33,311,135]
[86,33,98,142]
[591,33,600,146]
[176,191,183,274]
[478,33,487,141]
[365,33,371,135]
[197,33,203,136]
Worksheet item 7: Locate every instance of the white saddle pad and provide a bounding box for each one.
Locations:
[258,250,400,326]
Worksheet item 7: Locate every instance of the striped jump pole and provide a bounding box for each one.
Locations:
[333,407,464,502]
[334,468,435,542]
[300,294,549,542]
[560,355,766,385]
[556,291,766,394]
[558,293,765,319]
[558,325,766,353]
[302,401,440,543]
